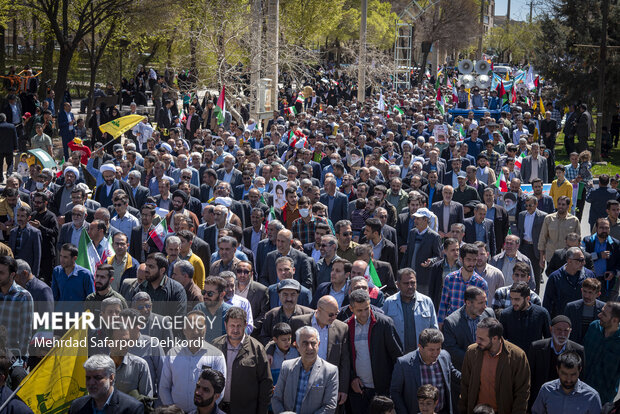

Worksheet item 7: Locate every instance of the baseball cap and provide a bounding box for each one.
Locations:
[412,208,432,220]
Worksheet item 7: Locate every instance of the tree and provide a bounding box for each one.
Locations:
[280,0,345,47]
[25,0,134,110]
[534,0,620,159]
[414,0,479,83]
[485,21,540,63]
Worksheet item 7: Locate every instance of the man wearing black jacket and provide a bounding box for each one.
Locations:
[347,289,402,414]
[30,191,59,283]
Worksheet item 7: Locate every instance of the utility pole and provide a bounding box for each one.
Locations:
[268,0,279,113]
[528,0,533,23]
[506,0,511,31]
[478,0,485,59]
[357,0,367,103]
[249,0,262,120]
[594,0,609,162]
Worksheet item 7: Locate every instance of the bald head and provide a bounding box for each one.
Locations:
[351,260,369,278]
[317,295,338,309]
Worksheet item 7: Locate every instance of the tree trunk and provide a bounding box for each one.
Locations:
[53,44,76,111]
[38,30,54,100]
[12,16,17,59]
[418,50,430,84]
[0,28,5,75]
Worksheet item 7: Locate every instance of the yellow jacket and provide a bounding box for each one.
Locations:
[549,179,573,211]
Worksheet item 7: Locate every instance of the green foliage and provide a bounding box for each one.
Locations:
[366,0,398,49]
[484,21,540,63]
[280,0,345,46]
[533,0,620,107]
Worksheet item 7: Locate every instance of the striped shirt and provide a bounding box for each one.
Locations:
[420,359,445,411]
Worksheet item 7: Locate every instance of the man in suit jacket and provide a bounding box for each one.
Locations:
[235,260,269,322]
[346,289,403,412]
[216,155,243,188]
[563,279,606,344]
[527,315,585,408]
[483,188,510,251]
[271,327,339,414]
[404,208,442,276]
[586,175,619,227]
[420,173,444,207]
[93,165,136,209]
[320,177,349,225]
[127,171,150,208]
[391,328,461,414]
[57,213,90,251]
[442,287,495,371]
[58,102,76,160]
[259,229,314,289]
[520,144,549,183]
[69,354,144,414]
[212,307,273,414]
[463,204,497,256]
[362,217,398,275]
[289,296,350,404]
[431,186,464,237]
[516,198,548,292]
[9,206,42,277]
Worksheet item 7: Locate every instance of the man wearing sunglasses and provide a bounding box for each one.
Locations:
[543,246,596,318]
[289,295,351,407]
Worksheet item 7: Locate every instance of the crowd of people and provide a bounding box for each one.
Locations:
[0,66,619,414]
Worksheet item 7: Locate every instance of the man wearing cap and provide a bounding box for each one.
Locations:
[528,315,585,407]
[258,278,313,345]
[453,172,480,216]
[404,207,442,276]
[93,163,136,209]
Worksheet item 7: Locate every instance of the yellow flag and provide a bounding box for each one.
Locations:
[99,114,145,139]
[539,98,546,116]
[17,320,89,413]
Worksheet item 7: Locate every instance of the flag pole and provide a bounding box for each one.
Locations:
[0,384,23,412]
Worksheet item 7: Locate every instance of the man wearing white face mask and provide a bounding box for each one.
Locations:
[291,196,330,245]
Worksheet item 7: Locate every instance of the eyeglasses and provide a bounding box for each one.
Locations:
[340,232,352,237]
[113,203,124,207]
[182,175,191,180]
[320,243,333,248]
[319,308,337,318]
[203,290,218,298]
[570,257,586,263]
[136,304,151,310]
[236,269,251,274]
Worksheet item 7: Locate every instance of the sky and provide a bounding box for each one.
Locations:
[494,0,543,21]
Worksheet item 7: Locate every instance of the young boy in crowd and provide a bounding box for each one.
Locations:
[265,322,299,383]
[417,384,439,414]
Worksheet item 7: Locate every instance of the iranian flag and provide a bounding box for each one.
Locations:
[213,85,226,125]
[510,83,517,103]
[393,105,404,115]
[364,260,383,299]
[295,94,304,104]
[497,81,508,105]
[100,234,115,263]
[286,106,298,115]
[515,152,526,170]
[435,89,445,116]
[452,84,458,103]
[148,218,168,252]
[76,231,101,275]
[496,170,508,192]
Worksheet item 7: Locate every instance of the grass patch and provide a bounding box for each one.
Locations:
[552,131,620,177]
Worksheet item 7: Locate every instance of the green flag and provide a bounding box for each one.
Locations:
[365,260,383,288]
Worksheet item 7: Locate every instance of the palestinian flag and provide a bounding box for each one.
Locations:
[148,218,168,252]
[435,89,445,116]
[496,170,508,192]
[76,231,101,275]
[286,106,298,115]
[393,105,404,115]
[213,85,226,125]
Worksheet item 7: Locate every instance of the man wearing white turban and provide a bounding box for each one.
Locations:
[93,162,136,208]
